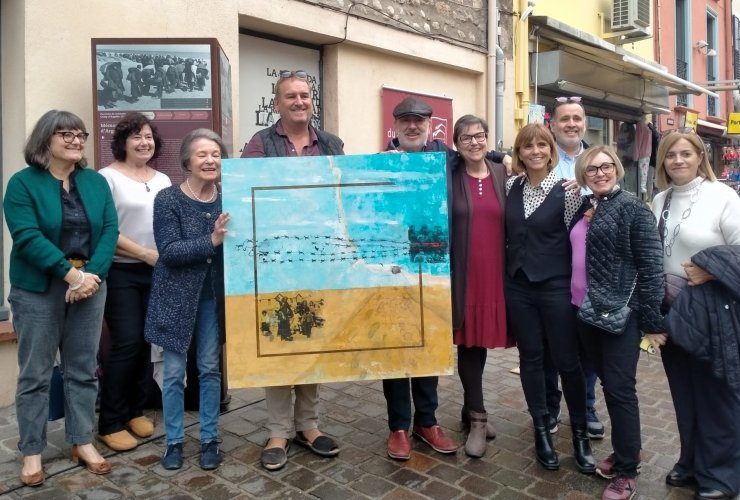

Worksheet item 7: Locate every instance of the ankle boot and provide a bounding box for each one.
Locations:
[532,414,559,470]
[461,407,497,440]
[464,411,488,458]
[572,424,596,474]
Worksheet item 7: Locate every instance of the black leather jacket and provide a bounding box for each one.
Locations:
[579,188,664,333]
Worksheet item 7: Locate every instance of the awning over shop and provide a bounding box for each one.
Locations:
[529,16,718,100]
[697,118,727,137]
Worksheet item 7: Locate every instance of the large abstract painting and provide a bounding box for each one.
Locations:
[222,152,452,388]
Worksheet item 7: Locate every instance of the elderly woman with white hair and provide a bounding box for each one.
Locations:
[145,128,230,472]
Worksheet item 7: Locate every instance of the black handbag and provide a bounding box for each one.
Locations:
[577,280,637,335]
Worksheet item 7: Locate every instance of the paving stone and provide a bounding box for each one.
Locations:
[199,481,249,500]
[350,474,396,497]
[321,461,364,484]
[237,469,287,497]
[0,351,689,499]
[309,481,357,500]
[426,462,469,485]
[388,467,429,489]
[281,466,325,491]
[416,479,462,499]
[382,486,429,499]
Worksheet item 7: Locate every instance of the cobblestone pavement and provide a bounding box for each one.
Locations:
[0,348,695,499]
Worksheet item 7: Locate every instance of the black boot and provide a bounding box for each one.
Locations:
[572,424,596,474]
[532,414,559,470]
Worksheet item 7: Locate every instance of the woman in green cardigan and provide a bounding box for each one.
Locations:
[4,110,118,486]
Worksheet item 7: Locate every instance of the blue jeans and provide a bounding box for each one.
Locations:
[9,280,107,455]
[162,299,221,445]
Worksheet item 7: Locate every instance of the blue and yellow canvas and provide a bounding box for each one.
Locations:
[221,152,453,388]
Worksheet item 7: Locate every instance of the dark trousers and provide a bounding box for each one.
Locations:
[457,345,487,413]
[382,377,438,431]
[578,314,641,477]
[98,263,153,435]
[545,339,599,415]
[505,273,586,424]
[662,341,740,495]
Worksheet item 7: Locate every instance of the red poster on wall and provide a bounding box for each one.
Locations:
[381,87,454,150]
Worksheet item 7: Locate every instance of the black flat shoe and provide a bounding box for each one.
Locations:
[294,431,339,458]
[695,487,736,499]
[261,441,290,471]
[665,468,696,487]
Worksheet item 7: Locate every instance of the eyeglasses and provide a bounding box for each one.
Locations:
[459,132,487,145]
[54,131,90,144]
[278,70,308,79]
[584,162,616,177]
[554,96,582,103]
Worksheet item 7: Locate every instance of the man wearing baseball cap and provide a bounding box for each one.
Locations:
[382,97,509,461]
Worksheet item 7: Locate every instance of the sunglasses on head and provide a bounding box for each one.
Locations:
[278,70,308,79]
[554,96,582,103]
[660,127,696,138]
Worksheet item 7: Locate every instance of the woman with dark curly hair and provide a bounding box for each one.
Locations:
[97,112,171,452]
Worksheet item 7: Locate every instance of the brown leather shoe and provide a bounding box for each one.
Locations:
[128,416,154,438]
[19,469,44,487]
[387,430,411,460]
[71,445,112,475]
[412,425,458,454]
[98,430,137,451]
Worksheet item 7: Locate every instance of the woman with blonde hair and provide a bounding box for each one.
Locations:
[505,123,593,474]
[571,145,663,500]
[647,131,740,500]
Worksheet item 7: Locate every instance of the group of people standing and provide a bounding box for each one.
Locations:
[5,70,740,500]
[6,110,230,485]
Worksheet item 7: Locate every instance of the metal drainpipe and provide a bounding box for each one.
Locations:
[488,1,505,150]
[496,46,505,150]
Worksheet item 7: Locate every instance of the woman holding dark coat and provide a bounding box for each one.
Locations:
[571,145,664,500]
[647,131,740,500]
[144,128,229,472]
[504,123,593,473]
[5,110,118,485]
[450,115,511,458]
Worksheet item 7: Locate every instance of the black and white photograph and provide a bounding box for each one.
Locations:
[95,43,212,111]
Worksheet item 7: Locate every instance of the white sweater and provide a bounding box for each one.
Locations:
[652,177,740,276]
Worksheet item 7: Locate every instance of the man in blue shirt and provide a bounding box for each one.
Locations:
[546,96,604,441]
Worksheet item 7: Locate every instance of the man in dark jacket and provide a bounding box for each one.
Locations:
[382,97,469,461]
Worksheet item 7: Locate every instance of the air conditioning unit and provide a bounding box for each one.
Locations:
[612,0,651,32]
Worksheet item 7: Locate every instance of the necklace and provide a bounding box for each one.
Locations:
[123,165,151,192]
[661,179,703,257]
[186,178,217,203]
